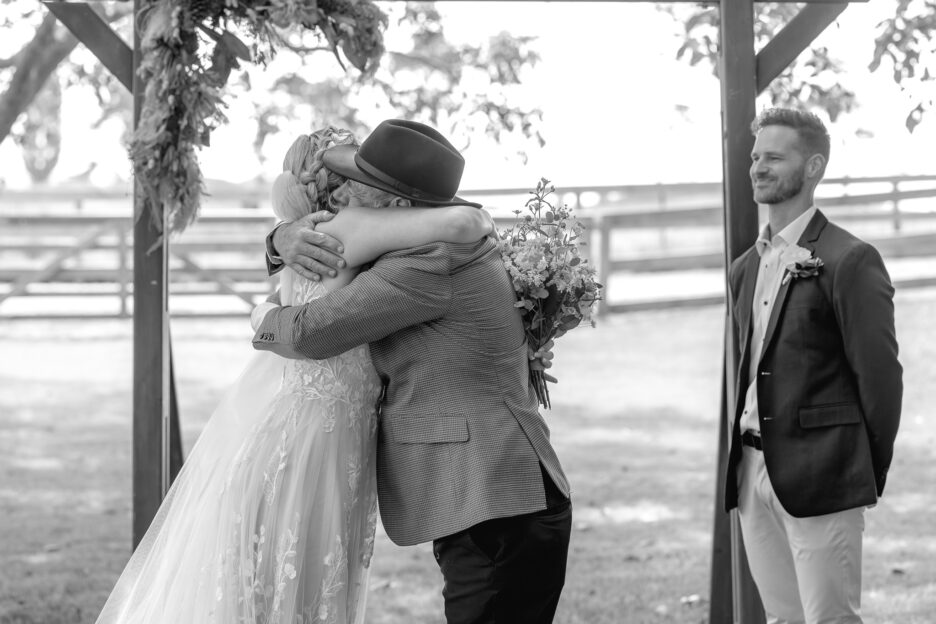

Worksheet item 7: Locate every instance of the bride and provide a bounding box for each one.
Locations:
[95,126,494,623]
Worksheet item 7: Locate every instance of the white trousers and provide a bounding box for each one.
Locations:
[738,446,865,624]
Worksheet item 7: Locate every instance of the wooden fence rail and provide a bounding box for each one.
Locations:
[2,176,936,319]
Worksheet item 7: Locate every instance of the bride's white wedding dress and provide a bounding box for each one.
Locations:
[96,271,382,624]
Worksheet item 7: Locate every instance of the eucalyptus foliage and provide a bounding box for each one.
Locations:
[130,0,387,235]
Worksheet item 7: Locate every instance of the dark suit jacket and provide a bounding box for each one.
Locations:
[724,210,902,517]
[253,238,569,545]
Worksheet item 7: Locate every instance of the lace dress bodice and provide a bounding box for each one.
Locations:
[280,276,382,428]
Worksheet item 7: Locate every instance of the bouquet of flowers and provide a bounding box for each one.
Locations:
[498,179,602,408]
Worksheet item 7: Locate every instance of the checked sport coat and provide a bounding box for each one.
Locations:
[253,237,570,546]
[724,209,903,518]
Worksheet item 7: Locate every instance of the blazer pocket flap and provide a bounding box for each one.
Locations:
[390,416,469,444]
[798,403,861,429]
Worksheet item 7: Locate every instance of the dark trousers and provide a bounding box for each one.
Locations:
[432,469,572,624]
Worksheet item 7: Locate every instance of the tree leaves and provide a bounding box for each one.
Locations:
[664,2,935,131]
[906,102,926,133]
[870,2,936,133]
[220,31,252,62]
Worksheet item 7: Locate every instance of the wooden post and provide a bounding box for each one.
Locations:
[116,222,129,317]
[891,179,902,232]
[598,216,611,316]
[131,0,171,548]
[656,183,669,249]
[709,351,733,623]
[169,339,184,482]
[43,0,185,549]
[712,0,765,623]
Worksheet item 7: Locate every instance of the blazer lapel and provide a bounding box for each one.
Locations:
[758,210,829,363]
[732,249,760,416]
[797,208,828,255]
[736,250,760,363]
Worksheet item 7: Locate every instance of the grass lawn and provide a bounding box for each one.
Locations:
[1,289,934,623]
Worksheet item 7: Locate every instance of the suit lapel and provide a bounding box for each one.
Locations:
[758,210,828,363]
[736,250,760,363]
[732,249,760,417]
[799,209,827,255]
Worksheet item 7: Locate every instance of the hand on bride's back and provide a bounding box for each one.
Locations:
[273,211,346,281]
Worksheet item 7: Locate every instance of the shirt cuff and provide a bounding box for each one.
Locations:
[266,222,286,266]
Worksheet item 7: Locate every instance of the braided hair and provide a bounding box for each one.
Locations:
[272,126,358,222]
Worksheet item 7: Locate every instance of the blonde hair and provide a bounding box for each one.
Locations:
[272,126,358,222]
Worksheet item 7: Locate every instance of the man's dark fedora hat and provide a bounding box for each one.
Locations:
[323,119,481,208]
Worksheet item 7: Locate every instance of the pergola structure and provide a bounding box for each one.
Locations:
[44,1,866,621]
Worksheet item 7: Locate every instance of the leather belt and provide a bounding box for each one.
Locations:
[741,431,763,450]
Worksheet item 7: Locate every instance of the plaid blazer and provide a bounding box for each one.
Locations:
[253,238,570,546]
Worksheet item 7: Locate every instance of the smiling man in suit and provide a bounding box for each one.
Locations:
[724,108,902,624]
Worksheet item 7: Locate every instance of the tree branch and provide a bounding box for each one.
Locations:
[0,51,24,69]
[388,50,452,73]
[281,42,332,54]
[0,13,78,145]
[0,3,131,146]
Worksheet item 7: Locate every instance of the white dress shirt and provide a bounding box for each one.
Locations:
[739,206,817,435]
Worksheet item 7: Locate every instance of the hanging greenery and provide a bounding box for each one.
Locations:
[130,0,387,236]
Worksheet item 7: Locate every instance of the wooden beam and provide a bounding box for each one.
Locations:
[709,352,733,621]
[130,0,171,549]
[43,2,133,91]
[756,3,848,94]
[714,0,765,622]
[169,340,184,482]
[131,194,170,548]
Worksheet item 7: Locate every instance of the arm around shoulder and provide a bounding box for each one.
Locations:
[253,245,452,360]
[315,204,492,268]
[442,205,495,243]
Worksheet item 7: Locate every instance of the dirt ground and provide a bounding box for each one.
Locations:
[1,289,934,623]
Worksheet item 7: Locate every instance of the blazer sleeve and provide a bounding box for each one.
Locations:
[832,242,903,495]
[727,253,748,363]
[252,243,452,359]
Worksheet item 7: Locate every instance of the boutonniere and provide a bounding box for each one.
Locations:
[781,245,824,285]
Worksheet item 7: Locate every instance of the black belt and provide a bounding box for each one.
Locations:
[741,431,763,450]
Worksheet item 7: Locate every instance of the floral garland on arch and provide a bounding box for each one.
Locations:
[130,0,387,237]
